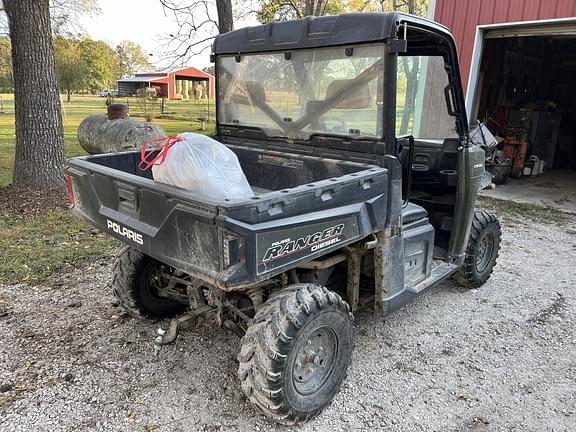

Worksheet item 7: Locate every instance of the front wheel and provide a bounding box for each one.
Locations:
[238,284,353,424]
[455,211,501,288]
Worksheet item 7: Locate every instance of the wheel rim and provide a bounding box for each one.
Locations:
[475,232,495,273]
[292,326,338,396]
[145,265,176,304]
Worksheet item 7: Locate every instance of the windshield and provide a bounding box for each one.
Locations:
[217,45,385,140]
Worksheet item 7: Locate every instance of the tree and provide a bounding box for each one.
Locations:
[337,0,428,135]
[159,0,248,65]
[256,0,427,22]
[257,0,345,23]
[0,0,100,36]
[3,0,65,191]
[216,0,233,34]
[50,0,100,35]
[345,0,426,14]
[81,39,120,92]
[0,37,12,92]
[54,37,85,101]
[392,0,427,135]
[116,41,152,78]
[54,37,121,100]
[202,65,215,76]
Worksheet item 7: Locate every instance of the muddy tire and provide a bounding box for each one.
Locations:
[238,284,353,424]
[111,246,186,320]
[455,211,501,288]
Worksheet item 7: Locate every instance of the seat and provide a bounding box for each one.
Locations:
[402,202,428,225]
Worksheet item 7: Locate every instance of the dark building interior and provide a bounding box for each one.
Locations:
[475,36,576,178]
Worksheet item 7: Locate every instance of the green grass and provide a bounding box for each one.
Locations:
[0,210,119,286]
[0,93,216,186]
[0,93,217,286]
[477,196,571,225]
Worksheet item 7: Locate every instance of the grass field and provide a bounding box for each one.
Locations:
[0,94,216,186]
[0,211,119,285]
[0,94,216,286]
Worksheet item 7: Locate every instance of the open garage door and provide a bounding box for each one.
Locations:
[484,21,576,39]
[468,19,576,212]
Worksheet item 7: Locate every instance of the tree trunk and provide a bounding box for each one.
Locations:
[4,0,65,191]
[313,0,327,16]
[397,0,419,136]
[216,0,233,34]
[399,56,420,135]
[67,90,71,102]
[305,0,327,16]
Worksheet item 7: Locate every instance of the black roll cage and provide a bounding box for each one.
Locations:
[212,13,469,155]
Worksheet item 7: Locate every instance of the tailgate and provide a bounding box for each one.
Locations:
[66,158,223,281]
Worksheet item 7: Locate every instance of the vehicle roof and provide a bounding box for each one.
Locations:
[212,12,453,55]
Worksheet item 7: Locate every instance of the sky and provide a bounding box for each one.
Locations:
[80,0,258,70]
[80,0,172,60]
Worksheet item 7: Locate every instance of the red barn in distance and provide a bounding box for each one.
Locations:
[117,66,215,99]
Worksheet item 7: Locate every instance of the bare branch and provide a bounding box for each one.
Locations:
[157,0,257,66]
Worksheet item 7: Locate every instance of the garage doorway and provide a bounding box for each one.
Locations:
[467,19,576,212]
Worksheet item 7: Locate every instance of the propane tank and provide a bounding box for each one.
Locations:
[77,104,166,154]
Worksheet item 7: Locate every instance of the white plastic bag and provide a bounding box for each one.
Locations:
[152,132,254,200]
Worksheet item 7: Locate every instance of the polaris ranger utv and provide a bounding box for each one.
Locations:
[66,12,501,424]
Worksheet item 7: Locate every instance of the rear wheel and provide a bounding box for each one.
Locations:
[111,246,186,319]
[455,211,501,288]
[238,284,353,424]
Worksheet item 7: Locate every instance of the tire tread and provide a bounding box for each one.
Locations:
[111,246,185,319]
[455,210,501,288]
[238,284,352,425]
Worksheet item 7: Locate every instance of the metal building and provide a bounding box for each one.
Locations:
[429,0,576,209]
[117,67,215,99]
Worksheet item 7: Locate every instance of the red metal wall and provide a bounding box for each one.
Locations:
[434,0,576,90]
[149,67,215,99]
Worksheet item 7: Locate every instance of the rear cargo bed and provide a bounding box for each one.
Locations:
[86,144,376,194]
[67,144,389,289]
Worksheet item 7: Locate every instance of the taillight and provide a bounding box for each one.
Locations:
[65,174,75,206]
[223,233,245,268]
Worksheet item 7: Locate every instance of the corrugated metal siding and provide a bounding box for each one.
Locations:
[434,0,576,90]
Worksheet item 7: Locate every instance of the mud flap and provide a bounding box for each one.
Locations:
[374,229,413,318]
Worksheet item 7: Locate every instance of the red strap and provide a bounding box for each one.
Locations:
[139,136,183,171]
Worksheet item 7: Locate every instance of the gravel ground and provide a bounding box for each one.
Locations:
[1,214,576,432]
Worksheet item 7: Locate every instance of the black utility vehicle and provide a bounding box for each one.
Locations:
[67,12,501,424]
